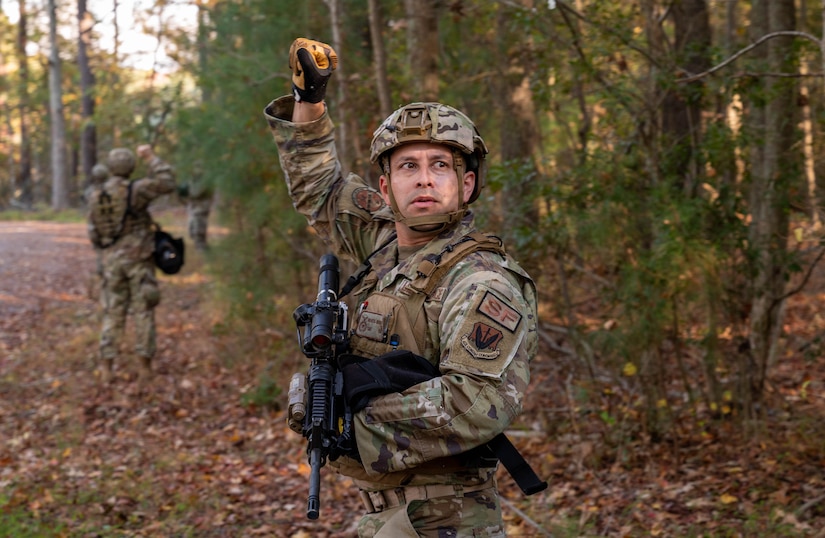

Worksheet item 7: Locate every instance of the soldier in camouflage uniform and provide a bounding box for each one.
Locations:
[86,145,176,384]
[86,163,112,299]
[179,161,213,251]
[265,38,538,537]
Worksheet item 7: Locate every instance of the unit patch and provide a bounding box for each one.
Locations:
[355,310,386,342]
[460,322,503,360]
[477,291,521,332]
[352,187,386,213]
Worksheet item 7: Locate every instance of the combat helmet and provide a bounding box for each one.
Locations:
[90,163,110,185]
[370,102,488,232]
[107,148,137,178]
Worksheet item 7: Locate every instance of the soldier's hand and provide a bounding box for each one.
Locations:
[289,37,338,103]
[136,144,154,161]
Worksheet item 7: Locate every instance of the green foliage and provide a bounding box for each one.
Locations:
[240,364,283,411]
[0,496,66,537]
[0,206,85,223]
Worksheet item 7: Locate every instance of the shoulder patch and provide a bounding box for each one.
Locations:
[441,285,526,378]
[461,322,503,359]
[478,290,521,332]
[352,187,386,213]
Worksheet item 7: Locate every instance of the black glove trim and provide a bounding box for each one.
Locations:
[293,48,332,103]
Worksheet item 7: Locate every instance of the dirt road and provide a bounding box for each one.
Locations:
[0,221,96,353]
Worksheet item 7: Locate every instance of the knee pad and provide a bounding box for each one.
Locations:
[140,279,160,308]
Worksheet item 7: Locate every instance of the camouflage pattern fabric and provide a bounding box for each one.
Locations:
[359,487,504,537]
[264,95,538,535]
[99,257,159,360]
[187,195,212,250]
[370,102,484,159]
[87,156,176,362]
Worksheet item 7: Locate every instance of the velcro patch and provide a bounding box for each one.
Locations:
[355,310,386,342]
[352,187,386,213]
[477,291,521,332]
[460,322,503,360]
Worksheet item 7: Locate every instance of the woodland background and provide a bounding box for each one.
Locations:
[1,0,825,536]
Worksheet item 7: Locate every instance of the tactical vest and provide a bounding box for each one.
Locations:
[348,232,508,362]
[89,178,131,248]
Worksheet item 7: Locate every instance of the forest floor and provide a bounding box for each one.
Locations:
[1,207,825,537]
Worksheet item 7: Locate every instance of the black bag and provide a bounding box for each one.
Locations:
[154,228,185,274]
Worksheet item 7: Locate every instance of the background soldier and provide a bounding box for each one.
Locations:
[86,145,176,384]
[178,161,213,251]
[86,162,111,301]
[265,38,539,537]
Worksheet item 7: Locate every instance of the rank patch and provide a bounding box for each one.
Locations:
[353,187,386,213]
[477,291,521,332]
[461,322,503,360]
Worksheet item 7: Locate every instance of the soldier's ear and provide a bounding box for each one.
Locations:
[379,175,391,205]
[462,171,475,204]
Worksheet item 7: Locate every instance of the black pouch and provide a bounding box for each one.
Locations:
[154,229,185,274]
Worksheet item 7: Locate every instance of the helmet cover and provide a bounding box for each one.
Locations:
[107,148,136,177]
[370,102,488,203]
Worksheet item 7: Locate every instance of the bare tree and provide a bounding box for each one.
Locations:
[405,0,439,101]
[326,0,351,169]
[662,0,711,197]
[14,0,33,208]
[48,0,69,209]
[744,0,797,422]
[493,1,541,277]
[78,0,97,199]
[368,0,392,119]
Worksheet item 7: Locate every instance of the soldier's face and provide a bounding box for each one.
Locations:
[379,142,475,218]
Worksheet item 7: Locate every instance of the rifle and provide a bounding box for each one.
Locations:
[288,255,547,520]
[289,254,354,520]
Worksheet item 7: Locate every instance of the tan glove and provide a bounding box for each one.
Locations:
[289,37,338,103]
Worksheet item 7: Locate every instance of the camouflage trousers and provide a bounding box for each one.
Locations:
[99,255,159,360]
[187,196,212,249]
[357,485,505,538]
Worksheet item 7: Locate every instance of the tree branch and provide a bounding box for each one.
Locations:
[677,30,822,83]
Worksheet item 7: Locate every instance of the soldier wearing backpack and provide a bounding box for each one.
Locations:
[86,145,176,384]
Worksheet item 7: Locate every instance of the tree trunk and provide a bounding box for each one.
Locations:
[368,0,392,119]
[326,0,351,170]
[15,0,33,208]
[745,0,797,422]
[663,0,711,197]
[493,2,541,277]
[405,0,439,101]
[48,0,69,210]
[798,0,821,229]
[78,0,97,199]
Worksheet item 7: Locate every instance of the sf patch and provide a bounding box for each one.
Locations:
[352,187,386,213]
[443,285,525,378]
[477,291,521,332]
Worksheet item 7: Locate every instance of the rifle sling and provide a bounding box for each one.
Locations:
[487,433,548,496]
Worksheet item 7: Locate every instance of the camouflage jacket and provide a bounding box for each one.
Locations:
[87,156,176,261]
[265,96,538,491]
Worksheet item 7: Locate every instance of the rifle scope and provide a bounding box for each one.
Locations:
[309,254,339,350]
